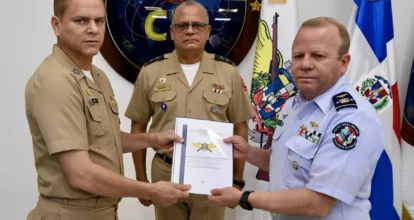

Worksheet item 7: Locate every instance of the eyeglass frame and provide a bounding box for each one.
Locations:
[171,22,210,33]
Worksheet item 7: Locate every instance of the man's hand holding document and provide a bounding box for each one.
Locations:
[171,117,233,195]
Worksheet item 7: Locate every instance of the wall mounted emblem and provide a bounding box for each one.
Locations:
[101,0,261,83]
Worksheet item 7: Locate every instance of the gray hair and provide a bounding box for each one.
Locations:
[172,0,209,24]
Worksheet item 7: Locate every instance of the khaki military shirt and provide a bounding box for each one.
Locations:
[25,45,123,199]
[125,50,255,154]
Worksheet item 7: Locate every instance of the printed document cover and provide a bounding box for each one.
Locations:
[171,117,234,195]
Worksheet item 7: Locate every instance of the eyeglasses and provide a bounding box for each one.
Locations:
[171,22,209,32]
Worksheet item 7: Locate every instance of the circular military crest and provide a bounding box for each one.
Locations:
[332,122,360,150]
[100,0,261,83]
[356,75,392,114]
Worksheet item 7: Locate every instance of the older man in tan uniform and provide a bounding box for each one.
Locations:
[25,0,190,219]
[125,1,255,220]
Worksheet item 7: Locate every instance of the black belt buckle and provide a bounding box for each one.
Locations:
[157,153,172,165]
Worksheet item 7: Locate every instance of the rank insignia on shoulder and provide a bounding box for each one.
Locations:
[144,55,165,67]
[332,122,359,150]
[332,92,357,111]
[214,54,236,67]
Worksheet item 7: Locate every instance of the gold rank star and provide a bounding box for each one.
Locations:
[250,0,261,11]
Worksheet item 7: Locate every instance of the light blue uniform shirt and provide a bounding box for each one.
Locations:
[269,76,384,220]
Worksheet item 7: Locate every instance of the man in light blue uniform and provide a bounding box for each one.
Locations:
[207,17,384,219]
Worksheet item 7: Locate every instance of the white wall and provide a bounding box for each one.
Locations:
[1,0,413,219]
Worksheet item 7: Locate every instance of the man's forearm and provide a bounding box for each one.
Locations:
[245,147,270,171]
[121,131,153,153]
[75,162,153,199]
[248,188,334,218]
[132,149,148,180]
[129,122,149,181]
[233,122,248,180]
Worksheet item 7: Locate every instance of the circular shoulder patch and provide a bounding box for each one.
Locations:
[332,122,360,150]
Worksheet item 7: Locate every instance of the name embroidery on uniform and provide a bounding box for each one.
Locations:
[154,85,171,92]
[297,125,321,144]
[332,92,357,111]
[332,122,360,150]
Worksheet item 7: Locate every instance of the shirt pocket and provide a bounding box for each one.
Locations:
[202,91,229,120]
[151,90,177,121]
[87,103,112,149]
[283,136,319,188]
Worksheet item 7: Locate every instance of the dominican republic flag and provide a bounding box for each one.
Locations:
[347,0,402,219]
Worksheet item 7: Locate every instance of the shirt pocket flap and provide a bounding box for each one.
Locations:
[151,91,177,103]
[87,105,105,122]
[203,91,229,106]
[285,136,319,160]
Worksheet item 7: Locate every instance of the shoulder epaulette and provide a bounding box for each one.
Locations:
[144,55,165,67]
[214,54,236,67]
[332,92,358,111]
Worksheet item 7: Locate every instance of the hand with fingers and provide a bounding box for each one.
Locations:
[151,129,184,153]
[223,135,251,160]
[150,181,191,208]
[208,187,243,209]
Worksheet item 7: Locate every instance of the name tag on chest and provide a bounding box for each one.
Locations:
[154,85,171,92]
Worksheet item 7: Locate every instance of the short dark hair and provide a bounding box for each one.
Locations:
[54,0,104,18]
[54,0,70,18]
[299,17,350,59]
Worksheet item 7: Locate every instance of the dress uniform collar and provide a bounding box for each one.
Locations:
[52,44,102,92]
[166,50,216,75]
[293,75,349,114]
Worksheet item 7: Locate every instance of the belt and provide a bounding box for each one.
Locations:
[157,152,172,165]
[44,195,119,208]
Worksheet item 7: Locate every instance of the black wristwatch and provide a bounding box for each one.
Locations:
[233,179,245,189]
[239,190,254,211]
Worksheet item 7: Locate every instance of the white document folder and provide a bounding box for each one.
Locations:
[171,117,234,195]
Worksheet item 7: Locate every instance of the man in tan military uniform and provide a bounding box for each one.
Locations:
[25,0,190,219]
[125,1,256,220]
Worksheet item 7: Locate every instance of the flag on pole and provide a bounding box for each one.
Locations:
[347,0,402,219]
[402,58,414,220]
[243,0,298,219]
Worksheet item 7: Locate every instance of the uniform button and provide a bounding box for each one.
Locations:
[296,146,300,150]
[292,160,299,170]
[98,113,102,118]
[188,109,192,113]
